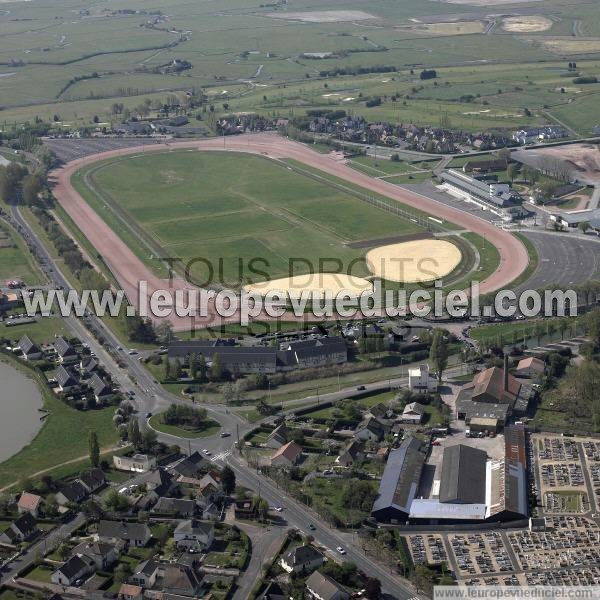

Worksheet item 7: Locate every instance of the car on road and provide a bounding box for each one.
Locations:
[146,412,152,418]
[336,546,346,555]
[273,506,283,512]
[128,349,138,355]
[356,385,366,391]
[202,449,211,455]
[308,523,316,530]
[220,431,231,438]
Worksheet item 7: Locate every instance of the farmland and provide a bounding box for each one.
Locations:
[72,149,434,287]
[1,0,600,133]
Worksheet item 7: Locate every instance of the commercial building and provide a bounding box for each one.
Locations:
[167,337,347,375]
[371,436,427,523]
[440,169,526,221]
[372,425,528,524]
[408,364,438,392]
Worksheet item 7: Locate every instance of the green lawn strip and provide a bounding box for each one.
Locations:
[452,231,501,290]
[148,414,220,439]
[469,316,579,346]
[2,316,70,345]
[0,220,45,285]
[0,353,118,489]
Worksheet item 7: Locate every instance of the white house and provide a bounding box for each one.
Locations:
[401,402,426,424]
[280,544,324,574]
[113,454,157,473]
[173,519,214,552]
[408,364,438,392]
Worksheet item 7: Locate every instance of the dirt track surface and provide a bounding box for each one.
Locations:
[50,132,528,329]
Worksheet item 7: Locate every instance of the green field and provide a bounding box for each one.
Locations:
[148,413,220,439]
[0,222,44,285]
[73,150,429,286]
[2,0,600,133]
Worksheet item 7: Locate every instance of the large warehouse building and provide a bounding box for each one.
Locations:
[372,424,528,524]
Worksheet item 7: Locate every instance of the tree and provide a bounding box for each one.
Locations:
[89,430,100,468]
[221,465,236,495]
[578,221,590,234]
[210,353,224,381]
[128,419,142,449]
[507,163,519,183]
[57,543,70,561]
[104,488,130,512]
[364,577,382,599]
[429,329,449,382]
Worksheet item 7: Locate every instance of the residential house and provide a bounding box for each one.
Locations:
[368,403,394,421]
[152,497,195,517]
[51,554,96,586]
[306,570,349,600]
[408,364,438,392]
[265,424,288,449]
[55,365,80,393]
[283,337,347,369]
[401,402,426,424]
[55,481,88,506]
[139,468,173,496]
[280,544,324,574]
[19,335,42,360]
[169,451,207,480]
[54,337,78,364]
[130,559,159,588]
[257,581,287,600]
[515,357,545,381]
[196,473,222,507]
[113,454,157,473]
[97,520,152,548]
[89,373,114,403]
[17,492,43,517]
[162,563,204,597]
[0,513,39,544]
[77,468,106,495]
[173,519,214,552]
[270,441,303,468]
[80,356,99,375]
[117,584,144,600]
[337,440,364,468]
[355,417,385,442]
[71,541,118,570]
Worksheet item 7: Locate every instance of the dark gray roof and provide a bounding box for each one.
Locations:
[89,373,111,397]
[58,554,92,579]
[12,512,38,536]
[441,169,519,207]
[134,559,160,577]
[439,444,487,504]
[56,365,79,388]
[172,452,207,478]
[98,520,150,542]
[58,481,88,503]
[19,335,40,355]
[78,468,105,492]
[174,519,213,536]
[371,436,426,518]
[152,497,195,515]
[306,571,347,600]
[54,336,76,358]
[284,544,323,566]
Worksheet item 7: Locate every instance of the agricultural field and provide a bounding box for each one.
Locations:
[73,149,438,287]
[1,0,600,132]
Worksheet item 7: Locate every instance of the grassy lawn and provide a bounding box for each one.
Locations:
[0,354,118,489]
[2,317,70,345]
[73,150,427,286]
[511,232,540,289]
[0,221,45,285]
[24,565,54,583]
[148,413,221,439]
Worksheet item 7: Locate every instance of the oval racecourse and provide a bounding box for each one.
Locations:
[50,132,529,329]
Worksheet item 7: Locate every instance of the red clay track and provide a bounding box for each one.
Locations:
[50,132,528,330]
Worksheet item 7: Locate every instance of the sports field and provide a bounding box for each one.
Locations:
[74,150,430,287]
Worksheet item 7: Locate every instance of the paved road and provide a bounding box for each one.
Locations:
[5,206,424,596]
[0,513,86,586]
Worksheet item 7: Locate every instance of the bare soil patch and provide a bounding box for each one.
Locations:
[397,20,485,35]
[502,15,552,32]
[533,144,600,183]
[266,10,376,23]
[532,37,600,54]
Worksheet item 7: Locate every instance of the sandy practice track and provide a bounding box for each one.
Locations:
[50,133,528,329]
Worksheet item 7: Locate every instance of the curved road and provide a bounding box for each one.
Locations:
[49,132,529,330]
